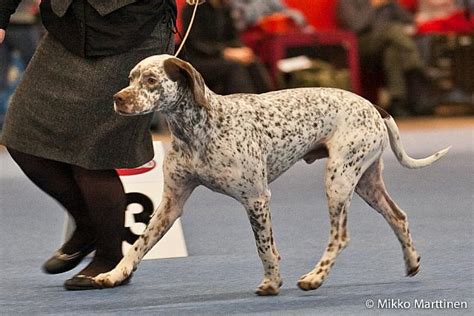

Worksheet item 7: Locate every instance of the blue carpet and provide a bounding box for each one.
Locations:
[0,126,472,315]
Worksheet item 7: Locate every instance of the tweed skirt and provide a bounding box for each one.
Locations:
[0,23,174,170]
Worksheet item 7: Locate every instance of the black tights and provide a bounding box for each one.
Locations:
[8,148,126,275]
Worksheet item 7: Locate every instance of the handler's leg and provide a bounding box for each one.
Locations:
[69,166,127,277]
[7,148,97,263]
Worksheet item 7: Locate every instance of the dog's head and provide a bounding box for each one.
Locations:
[114,55,209,116]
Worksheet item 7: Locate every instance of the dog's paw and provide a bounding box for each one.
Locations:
[92,273,116,288]
[255,278,282,296]
[405,254,421,277]
[406,255,421,277]
[297,273,323,291]
[92,265,132,288]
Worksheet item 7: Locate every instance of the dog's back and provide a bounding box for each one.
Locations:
[209,87,386,182]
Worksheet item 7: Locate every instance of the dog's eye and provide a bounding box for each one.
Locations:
[147,77,158,85]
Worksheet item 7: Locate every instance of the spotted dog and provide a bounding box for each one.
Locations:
[93,54,449,295]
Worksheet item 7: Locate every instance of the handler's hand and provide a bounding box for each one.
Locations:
[0,29,5,44]
[186,0,205,5]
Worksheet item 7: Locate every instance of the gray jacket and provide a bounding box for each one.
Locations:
[51,0,138,17]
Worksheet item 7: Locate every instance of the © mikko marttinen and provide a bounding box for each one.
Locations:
[377,298,468,310]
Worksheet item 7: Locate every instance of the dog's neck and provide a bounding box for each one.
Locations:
[164,87,212,152]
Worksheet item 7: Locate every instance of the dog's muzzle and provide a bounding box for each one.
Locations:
[114,90,144,116]
[113,89,160,116]
[113,91,131,113]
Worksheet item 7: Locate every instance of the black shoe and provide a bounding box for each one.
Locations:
[42,242,96,274]
[64,272,133,291]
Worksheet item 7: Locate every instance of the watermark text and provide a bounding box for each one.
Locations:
[365,298,469,310]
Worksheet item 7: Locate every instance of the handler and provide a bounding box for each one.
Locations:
[0,0,199,290]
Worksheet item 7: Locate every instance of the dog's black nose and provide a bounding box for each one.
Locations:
[114,93,127,107]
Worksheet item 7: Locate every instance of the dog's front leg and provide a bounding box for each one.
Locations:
[242,191,282,296]
[93,164,196,288]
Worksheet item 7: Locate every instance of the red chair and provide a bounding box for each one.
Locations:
[285,0,340,31]
[242,29,361,94]
[262,0,361,93]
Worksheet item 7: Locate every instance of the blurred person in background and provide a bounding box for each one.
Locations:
[231,0,307,31]
[0,0,40,129]
[337,0,436,116]
[181,0,273,95]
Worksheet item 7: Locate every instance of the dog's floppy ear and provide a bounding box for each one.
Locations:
[163,57,210,109]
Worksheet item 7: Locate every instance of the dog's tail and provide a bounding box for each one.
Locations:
[384,116,451,169]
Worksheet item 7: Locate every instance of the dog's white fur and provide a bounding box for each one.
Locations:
[94,55,449,295]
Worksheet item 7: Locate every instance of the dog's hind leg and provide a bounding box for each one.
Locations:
[93,164,196,288]
[297,137,381,291]
[241,189,282,296]
[297,157,355,291]
[355,158,420,277]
